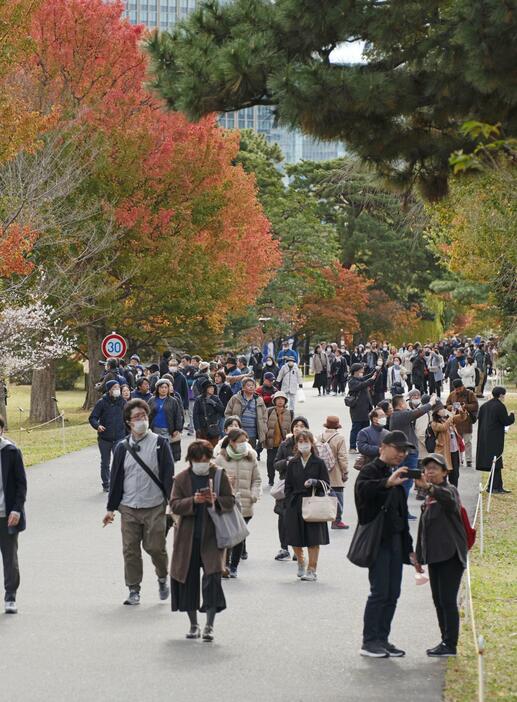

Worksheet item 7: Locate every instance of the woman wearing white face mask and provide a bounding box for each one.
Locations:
[170,440,234,642]
[284,430,330,581]
[214,429,262,577]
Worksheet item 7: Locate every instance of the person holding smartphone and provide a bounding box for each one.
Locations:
[169,440,234,642]
[355,430,419,658]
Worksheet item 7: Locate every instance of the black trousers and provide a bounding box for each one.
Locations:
[363,533,403,644]
[98,438,115,489]
[171,537,226,613]
[449,451,460,487]
[0,517,20,598]
[229,517,251,569]
[278,512,288,550]
[428,555,464,649]
[267,448,278,485]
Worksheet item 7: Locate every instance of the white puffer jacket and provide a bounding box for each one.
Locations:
[214,447,262,518]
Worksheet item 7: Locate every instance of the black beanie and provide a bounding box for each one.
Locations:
[291,416,309,432]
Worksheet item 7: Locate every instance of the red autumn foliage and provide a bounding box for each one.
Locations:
[0,225,38,277]
[300,265,371,336]
[4,0,279,324]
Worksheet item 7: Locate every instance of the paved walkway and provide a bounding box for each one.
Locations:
[2,388,481,702]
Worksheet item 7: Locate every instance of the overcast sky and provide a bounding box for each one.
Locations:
[329,41,366,64]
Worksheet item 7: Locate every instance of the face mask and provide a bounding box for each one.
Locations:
[169,367,178,373]
[298,443,311,454]
[111,387,121,398]
[378,417,387,427]
[191,462,210,476]
[266,360,273,366]
[132,419,149,435]
[234,442,248,454]
[394,360,400,366]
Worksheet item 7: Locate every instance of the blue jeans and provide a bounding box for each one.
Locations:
[98,438,116,489]
[350,420,369,450]
[331,487,344,522]
[363,533,403,644]
[399,452,418,499]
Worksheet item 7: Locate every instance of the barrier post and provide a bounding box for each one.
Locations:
[479,485,484,557]
[18,407,24,445]
[60,413,66,453]
[478,636,485,702]
[486,456,497,513]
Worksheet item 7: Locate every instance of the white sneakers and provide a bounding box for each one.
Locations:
[301,570,317,582]
[5,600,17,614]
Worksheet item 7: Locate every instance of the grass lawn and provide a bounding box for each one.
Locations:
[3,384,96,467]
[445,398,517,702]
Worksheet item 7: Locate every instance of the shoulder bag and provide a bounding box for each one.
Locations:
[302,480,337,522]
[207,469,250,549]
[125,439,173,534]
[347,490,395,568]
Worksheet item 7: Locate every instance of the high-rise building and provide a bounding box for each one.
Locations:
[123,1,345,162]
[124,0,197,29]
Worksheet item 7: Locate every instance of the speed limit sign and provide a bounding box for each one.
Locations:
[101,332,128,359]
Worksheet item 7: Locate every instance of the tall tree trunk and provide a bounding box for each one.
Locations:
[30,361,57,423]
[304,334,311,375]
[83,323,104,410]
[0,380,8,429]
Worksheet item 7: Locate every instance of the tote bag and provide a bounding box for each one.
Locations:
[207,469,250,549]
[347,491,394,568]
[302,480,337,522]
[270,479,285,501]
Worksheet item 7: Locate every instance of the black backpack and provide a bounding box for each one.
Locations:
[424,420,436,453]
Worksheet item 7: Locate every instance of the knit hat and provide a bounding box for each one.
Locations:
[452,379,463,389]
[147,363,159,373]
[130,354,141,362]
[350,363,364,374]
[263,372,276,381]
[198,361,210,372]
[272,391,288,404]
[155,378,173,391]
[291,415,309,432]
[105,379,120,391]
[324,415,342,429]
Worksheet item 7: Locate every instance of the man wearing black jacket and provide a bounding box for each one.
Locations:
[355,430,417,658]
[89,380,126,492]
[0,416,27,614]
[347,363,378,452]
[103,399,174,606]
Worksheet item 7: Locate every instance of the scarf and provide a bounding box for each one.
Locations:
[226,444,247,461]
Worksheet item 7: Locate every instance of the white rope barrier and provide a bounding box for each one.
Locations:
[18,412,65,433]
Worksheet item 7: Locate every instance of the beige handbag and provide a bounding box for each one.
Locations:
[302,480,337,522]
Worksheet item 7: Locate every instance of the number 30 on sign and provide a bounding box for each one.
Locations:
[101,332,128,359]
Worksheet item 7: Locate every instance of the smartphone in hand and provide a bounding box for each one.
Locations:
[406,468,423,480]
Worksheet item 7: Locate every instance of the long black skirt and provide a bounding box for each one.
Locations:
[285,496,330,548]
[313,371,328,390]
[171,537,226,613]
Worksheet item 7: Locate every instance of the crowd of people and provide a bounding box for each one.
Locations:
[0,334,513,663]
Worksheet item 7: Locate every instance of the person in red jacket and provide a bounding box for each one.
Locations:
[256,372,278,408]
